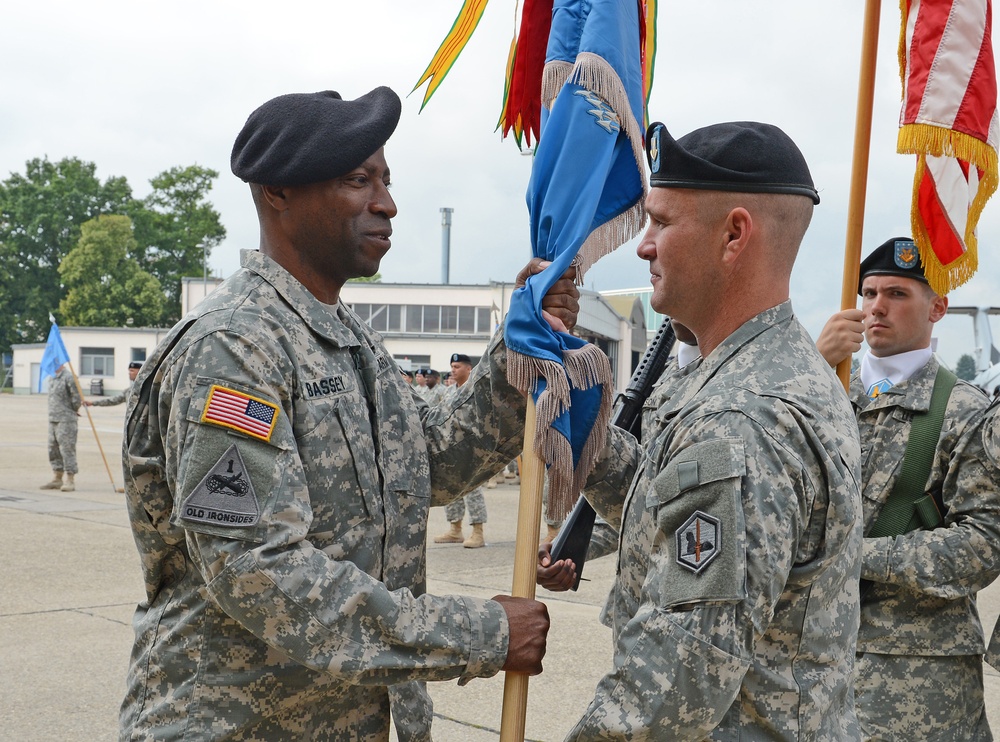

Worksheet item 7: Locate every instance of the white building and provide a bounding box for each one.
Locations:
[340,281,647,390]
[12,277,648,395]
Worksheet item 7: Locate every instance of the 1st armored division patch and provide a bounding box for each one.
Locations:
[181,444,260,528]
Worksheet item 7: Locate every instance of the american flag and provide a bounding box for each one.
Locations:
[898,0,998,295]
[202,386,278,442]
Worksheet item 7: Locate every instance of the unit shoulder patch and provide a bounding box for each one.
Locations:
[676,510,721,574]
[181,444,260,528]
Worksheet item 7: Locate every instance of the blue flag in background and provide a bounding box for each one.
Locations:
[39,317,70,392]
[504,0,647,518]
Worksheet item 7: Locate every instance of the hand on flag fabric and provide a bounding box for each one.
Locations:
[504,0,648,520]
[515,257,579,334]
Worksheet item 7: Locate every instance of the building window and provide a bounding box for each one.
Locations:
[81,347,114,376]
[422,306,440,333]
[350,301,492,335]
[405,305,423,332]
[478,307,492,333]
[458,306,475,333]
[131,348,146,363]
[395,354,430,371]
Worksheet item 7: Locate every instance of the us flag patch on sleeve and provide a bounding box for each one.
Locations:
[201,385,279,442]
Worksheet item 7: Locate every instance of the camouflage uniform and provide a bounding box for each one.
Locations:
[420,383,448,407]
[47,365,81,474]
[443,487,487,524]
[442,384,488,524]
[852,358,998,740]
[584,350,700,564]
[120,250,527,740]
[90,384,132,407]
[569,302,863,740]
[982,398,1000,671]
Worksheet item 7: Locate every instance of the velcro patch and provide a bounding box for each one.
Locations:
[201,385,278,442]
[181,444,260,528]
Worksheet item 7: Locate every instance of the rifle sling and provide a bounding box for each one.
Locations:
[866,366,957,538]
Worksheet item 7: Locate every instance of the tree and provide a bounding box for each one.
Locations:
[955,353,977,381]
[0,157,133,353]
[348,273,382,283]
[130,165,226,323]
[59,215,163,327]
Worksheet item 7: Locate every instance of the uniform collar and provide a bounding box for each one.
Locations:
[851,355,939,413]
[700,301,794,372]
[240,249,359,348]
[656,301,794,418]
[859,346,932,396]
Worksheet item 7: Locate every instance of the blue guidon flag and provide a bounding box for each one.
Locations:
[38,315,71,392]
[504,0,648,517]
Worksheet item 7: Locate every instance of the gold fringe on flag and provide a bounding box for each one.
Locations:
[505,343,613,519]
[898,122,999,295]
[541,50,648,276]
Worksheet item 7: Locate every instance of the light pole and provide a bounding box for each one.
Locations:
[440,208,453,285]
[198,242,207,301]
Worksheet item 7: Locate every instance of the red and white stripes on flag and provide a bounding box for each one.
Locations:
[201,385,279,442]
[898,0,999,295]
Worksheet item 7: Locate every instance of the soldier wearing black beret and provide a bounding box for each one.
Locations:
[817,235,996,740]
[119,86,579,740]
[561,120,863,740]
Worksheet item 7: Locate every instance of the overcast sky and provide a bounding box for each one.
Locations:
[3,1,998,365]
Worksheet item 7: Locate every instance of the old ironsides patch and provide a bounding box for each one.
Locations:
[675,510,721,574]
[181,444,260,528]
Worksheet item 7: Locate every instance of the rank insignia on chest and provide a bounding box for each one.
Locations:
[867,378,893,399]
[201,385,279,442]
[676,510,721,574]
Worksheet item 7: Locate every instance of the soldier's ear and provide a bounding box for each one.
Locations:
[928,293,948,324]
[259,184,290,212]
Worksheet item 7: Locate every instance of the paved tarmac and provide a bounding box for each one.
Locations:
[3,391,1000,741]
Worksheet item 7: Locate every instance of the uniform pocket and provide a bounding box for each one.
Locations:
[645,438,748,607]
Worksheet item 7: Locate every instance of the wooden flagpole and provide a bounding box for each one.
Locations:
[67,362,123,493]
[838,0,882,391]
[500,395,546,742]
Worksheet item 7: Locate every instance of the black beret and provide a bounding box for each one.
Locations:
[858,236,928,295]
[426,369,440,377]
[400,369,414,378]
[450,353,472,365]
[231,87,401,186]
[646,121,819,204]
[128,361,143,370]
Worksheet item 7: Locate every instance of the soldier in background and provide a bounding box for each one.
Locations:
[817,237,1000,740]
[85,361,142,407]
[434,353,489,548]
[118,87,578,741]
[422,368,447,406]
[41,362,82,493]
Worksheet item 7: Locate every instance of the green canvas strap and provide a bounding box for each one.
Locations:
[866,366,957,538]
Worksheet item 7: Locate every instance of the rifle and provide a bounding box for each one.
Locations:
[549,318,678,589]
